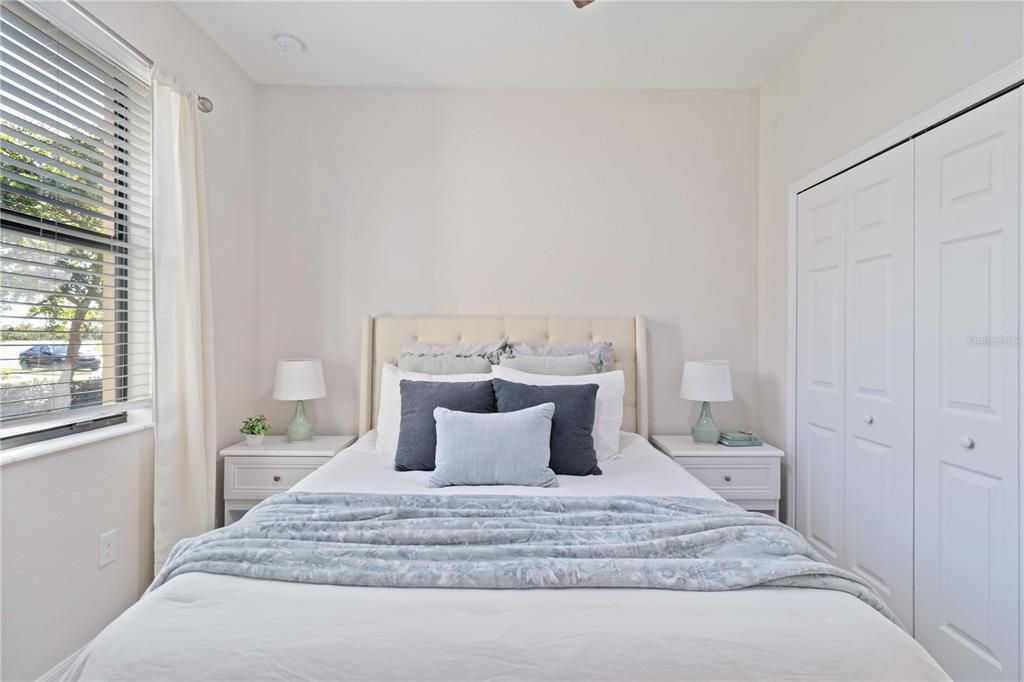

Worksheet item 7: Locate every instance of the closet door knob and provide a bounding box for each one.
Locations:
[723,474,732,483]
[273,474,282,482]
[960,437,975,450]
[863,414,874,425]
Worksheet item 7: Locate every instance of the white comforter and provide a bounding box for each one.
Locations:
[47,433,947,681]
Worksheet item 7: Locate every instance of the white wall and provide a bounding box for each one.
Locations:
[253,88,760,437]
[1,430,154,681]
[0,3,257,678]
[757,1,1024,455]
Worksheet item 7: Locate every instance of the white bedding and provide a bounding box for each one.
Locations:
[47,433,947,681]
[295,431,718,498]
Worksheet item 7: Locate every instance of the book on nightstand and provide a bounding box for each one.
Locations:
[718,431,763,447]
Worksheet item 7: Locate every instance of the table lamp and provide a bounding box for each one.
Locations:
[273,359,326,442]
[680,360,733,444]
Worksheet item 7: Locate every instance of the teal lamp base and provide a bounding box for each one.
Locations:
[691,401,720,444]
[286,400,315,442]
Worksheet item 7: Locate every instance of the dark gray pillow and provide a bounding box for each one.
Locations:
[492,378,601,476]
[395,380,496,471]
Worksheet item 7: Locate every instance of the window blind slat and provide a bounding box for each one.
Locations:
[0,61,152,147]
[1,143,153,203]
[1,249,152,277]
[0,39,152,131]
[1,1,152,438]
[1,213,152,252]
[0,266,149,289]
[1,282,150,301]
[2,113,153,184]
[2,158,152,220]
[0,293,149,307]
[0,6,150,104]
[1,158,153,222]
[0,75,151,154]
[0,99,150,171]
[0,35,151,123]
[0,341,150,352]
[1,190,153,239]
[0,347,151,357]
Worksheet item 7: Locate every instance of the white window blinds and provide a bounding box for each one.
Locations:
[0,1,152,441]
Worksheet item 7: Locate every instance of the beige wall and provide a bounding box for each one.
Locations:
[757,1,1024,456]
[253,87,760,437]
[0,3,257,678]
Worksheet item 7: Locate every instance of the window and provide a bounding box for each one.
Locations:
[0,1,152,447]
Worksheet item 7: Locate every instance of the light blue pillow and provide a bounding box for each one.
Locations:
[428,403,558,488]
[499,354,598,375]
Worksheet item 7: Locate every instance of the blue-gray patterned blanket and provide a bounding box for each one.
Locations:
[152,492,894,623]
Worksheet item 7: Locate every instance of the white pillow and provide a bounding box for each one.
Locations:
[490,365,624,460]
[375,363,492,455]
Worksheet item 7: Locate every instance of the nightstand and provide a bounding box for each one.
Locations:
[221,434,356,525]
[650,435,784,517]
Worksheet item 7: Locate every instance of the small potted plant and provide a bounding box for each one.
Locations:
[240,415,271,446]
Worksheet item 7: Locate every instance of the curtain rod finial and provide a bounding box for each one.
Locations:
[197,96,213,113]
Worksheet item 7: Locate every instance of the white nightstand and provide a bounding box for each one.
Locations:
[650,435,784,517]
[221,434,356,525]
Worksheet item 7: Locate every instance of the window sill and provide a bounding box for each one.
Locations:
[0,420,154,467]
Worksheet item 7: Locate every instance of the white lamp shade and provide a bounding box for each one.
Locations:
[680,360,733,402]
[273,359,326,401]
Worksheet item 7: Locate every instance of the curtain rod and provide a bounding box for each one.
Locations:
[197,96,213,113]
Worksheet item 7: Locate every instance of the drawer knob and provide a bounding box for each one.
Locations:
[723,474,732,483]
[960,437,975,450]
[273,474,282,482]
[863,414,874,425]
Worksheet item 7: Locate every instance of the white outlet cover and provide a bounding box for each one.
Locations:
[98,529,118,568]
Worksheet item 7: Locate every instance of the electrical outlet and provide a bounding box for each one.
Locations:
[98,529,117,568]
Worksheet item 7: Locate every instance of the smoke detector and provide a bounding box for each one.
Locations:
[273,33,305,54]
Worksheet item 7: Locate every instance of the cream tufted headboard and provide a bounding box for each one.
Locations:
[358,316,648,438]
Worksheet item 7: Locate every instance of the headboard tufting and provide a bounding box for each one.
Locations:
[358,316,648,438]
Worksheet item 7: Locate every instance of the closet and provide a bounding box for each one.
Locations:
[796,88,1021,681]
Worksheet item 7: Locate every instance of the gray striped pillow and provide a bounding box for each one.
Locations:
[508,341,614,372]
[499,354,599,376]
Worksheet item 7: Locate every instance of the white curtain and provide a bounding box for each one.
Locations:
[152,74,217,572]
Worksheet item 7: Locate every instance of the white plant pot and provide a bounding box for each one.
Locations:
[245,434,265,447]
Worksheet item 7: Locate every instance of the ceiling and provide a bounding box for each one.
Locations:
[177,1,838,89]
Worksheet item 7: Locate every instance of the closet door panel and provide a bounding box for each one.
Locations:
[915,91,1020,681]
[796,176,845,564]
[843,143,914,630]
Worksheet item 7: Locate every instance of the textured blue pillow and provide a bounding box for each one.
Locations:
[492,378,601,476]
[428,404,558,488]
[395,380,496,471]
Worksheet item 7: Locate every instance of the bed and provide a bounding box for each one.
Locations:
[46,316,947,681]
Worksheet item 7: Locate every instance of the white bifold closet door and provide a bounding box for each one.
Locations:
[843,143,915,630]
[796,142,915,629]
[796,173,846,568]
[914,90,1021,681]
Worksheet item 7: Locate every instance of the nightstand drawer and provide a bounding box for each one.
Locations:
[674,456,780,499]
[224,456,330,500]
